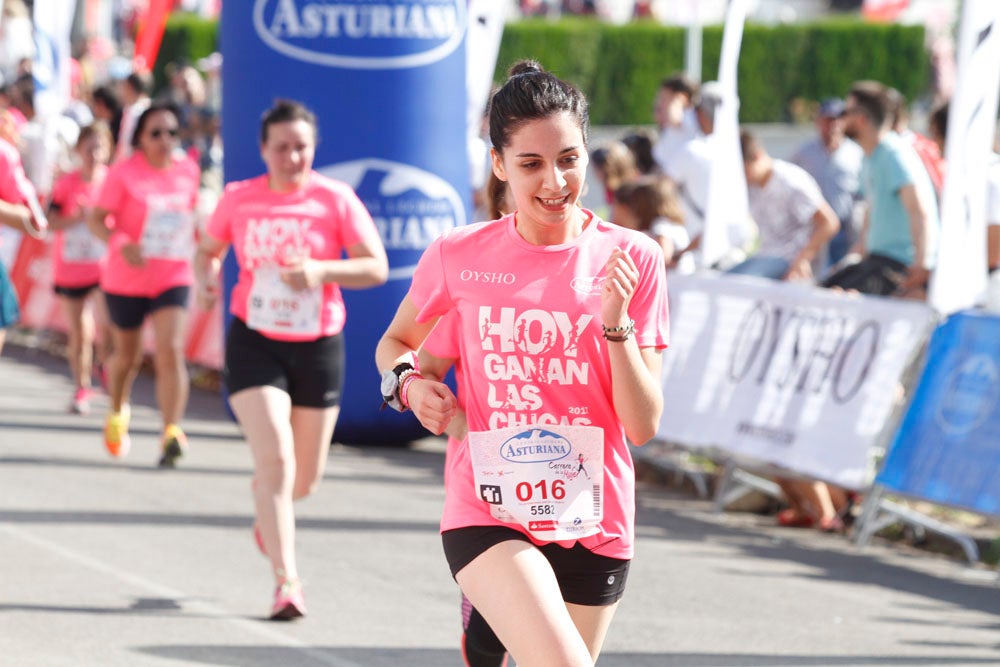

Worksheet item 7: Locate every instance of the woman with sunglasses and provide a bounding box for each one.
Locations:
[87,101,201,467]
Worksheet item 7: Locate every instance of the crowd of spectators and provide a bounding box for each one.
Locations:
[554,71,1000,533]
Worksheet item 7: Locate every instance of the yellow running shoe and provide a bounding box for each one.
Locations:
[158,423,188,468]
[104,408,131,458]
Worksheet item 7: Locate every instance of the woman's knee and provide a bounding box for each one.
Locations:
[255,454,295,491]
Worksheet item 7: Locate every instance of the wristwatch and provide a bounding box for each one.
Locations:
[380,362,414,412]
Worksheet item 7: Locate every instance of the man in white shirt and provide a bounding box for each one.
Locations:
[729,129,839,281]
[651,73,699,174]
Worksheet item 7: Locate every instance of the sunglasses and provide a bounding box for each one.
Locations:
[149,128,180,139]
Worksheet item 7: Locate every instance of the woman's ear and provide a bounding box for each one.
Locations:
[490,147,507,182]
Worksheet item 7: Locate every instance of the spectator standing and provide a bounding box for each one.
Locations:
[790,98,864,268]
[664,81,754,269]
[823,81,939,298]
[731,129,839,281]
[651,73,699,174]
[114,70,152,163]
[888,88,945,200]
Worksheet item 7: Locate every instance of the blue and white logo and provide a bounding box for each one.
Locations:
[500,429,572,464]
[253,0,467,69]
[936,354,1000,436]
[320,158,466,279]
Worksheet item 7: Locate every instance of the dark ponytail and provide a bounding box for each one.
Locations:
[488,59,589,154]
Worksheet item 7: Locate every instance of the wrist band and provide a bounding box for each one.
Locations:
[602,319,635,342]
[399,370,422,409]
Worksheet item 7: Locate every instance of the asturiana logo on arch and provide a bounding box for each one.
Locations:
[320,158,466,278]
[253,0,467,69]
[500,429,572,464]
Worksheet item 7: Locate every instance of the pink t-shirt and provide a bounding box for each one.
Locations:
[410,212,670,560]
[96,152,201,297]
[0,139,37,254]
[50,166,107,288]
[205,172,379,341]
[0,138,36,205]
[421,312,466,490]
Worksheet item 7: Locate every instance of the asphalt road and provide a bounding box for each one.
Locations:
[1,342,998,667]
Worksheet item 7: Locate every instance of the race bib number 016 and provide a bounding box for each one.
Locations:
[469,424,604,542]
[247,265,322,337]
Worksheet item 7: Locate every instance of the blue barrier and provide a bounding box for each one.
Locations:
[876,309,1000,517]
[220,2,470,443]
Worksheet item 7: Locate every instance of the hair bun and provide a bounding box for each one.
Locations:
[507,59,544,78]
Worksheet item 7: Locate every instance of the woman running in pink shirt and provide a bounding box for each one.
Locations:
[47,122,113,415]
[87,102,201,466]
[194,99,388,620]
[377,61,670,666]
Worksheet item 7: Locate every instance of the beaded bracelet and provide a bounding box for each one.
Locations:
[399,370,423,409]
[602,319,635,342]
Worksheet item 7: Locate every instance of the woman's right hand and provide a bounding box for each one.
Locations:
[407,378,458,436]
[120,241,145,267]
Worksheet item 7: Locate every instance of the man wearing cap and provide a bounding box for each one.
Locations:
[791,97,864,267]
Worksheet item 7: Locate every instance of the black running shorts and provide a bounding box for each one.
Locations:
[224,317,345,409]
[104,285,190,330]
[442,525,630,606]
[54,283,99,299]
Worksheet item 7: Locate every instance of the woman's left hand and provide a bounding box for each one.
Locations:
[280,258,325,291]
[602,247,638,327]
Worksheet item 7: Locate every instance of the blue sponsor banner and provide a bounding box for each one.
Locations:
[877,310,1000,517]
[221,1,470,442]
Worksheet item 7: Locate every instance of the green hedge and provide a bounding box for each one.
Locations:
[156,14,927,124]
[153,12,220,93]
[498,17,928,124]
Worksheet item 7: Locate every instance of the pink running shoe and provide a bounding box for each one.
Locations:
[96,363,109,393]
[270,579,306,620]
[69,388,91,415]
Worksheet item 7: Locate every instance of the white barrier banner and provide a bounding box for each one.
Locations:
[658,273,937,490]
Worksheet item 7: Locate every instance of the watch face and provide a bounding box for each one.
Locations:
[380,369,399,398]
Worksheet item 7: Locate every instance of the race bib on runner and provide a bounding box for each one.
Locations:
[247,265,322,337]
[62,221,105,263]
[140,208,193,260]
[468,424,604,541]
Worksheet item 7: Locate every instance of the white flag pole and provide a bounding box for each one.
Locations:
[928,0,1000,314]
[701,0,749,269]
